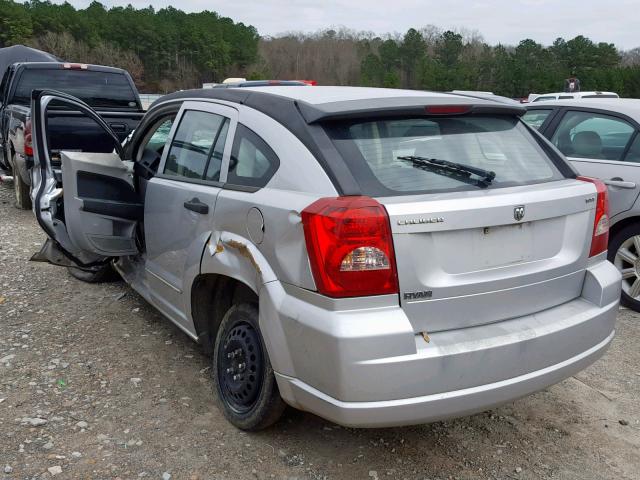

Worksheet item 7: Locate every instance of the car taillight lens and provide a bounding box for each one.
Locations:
[62,63,88,70]
[578,176,610,257]
[24,119,33,156]
[301,196,398,297]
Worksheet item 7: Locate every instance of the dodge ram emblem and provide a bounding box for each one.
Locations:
[514,205,525,221]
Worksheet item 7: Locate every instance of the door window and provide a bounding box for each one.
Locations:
[204,119,229,181]
[624,135,640,163]
[145,118,174,153]
[522,109,552,130]
[226,124,279,188]
[164,110,229,181]
[550,110,635,161]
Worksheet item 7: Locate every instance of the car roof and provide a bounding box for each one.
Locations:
[526,98,640,118]
[150,86,526,196]
[533,91,617,96]
[242,85,454,103]
[154,86,525,123]
[213,80,308,88]
[11,61,129,74]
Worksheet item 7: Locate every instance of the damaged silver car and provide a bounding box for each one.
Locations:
[29,86,620,430]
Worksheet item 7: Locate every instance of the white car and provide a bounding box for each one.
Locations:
[528,91,619,103]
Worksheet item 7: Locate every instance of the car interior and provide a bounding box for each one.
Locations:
[552,111,635,161]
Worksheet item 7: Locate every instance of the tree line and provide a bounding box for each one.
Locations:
[1,1,640,97]
[258,27,640,98]
[0,0,259,91]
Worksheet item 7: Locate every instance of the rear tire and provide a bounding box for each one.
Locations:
[67,264,119,283]
[12,154,31,210]
[608,223,640,311]
[212,302,285,430]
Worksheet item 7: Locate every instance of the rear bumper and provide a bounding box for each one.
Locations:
[261,259,620,428]
[275,329,614,427]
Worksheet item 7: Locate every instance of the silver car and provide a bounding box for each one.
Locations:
[524,99,640,310]
[29,87,620,430]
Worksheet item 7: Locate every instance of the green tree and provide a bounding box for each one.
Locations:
[0,0,32,46]
[360,53,384,86]
[400,28,425,88]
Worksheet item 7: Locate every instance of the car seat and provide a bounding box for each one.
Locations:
[572,131,603,158]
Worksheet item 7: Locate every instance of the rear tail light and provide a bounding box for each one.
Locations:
[24,119,33,156]
[578,176,610,257]
[301,196,398,297]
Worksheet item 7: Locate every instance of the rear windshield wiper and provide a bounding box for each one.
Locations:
[398,155,496,188]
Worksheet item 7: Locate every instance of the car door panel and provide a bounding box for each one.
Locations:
[30,89,141,267]
[61,151,140,255]
[544,107,640,219]
[568,158,640,217]
[143,101,237,328]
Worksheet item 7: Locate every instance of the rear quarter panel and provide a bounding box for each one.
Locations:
[199,104,338,291]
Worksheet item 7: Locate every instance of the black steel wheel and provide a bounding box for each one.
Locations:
[212,302,286,430]
[217,321,263,413]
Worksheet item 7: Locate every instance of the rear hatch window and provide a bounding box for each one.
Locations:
[326,115,565,196]
[13,69,138,109]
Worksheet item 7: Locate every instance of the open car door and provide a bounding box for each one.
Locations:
[30,89,143,269]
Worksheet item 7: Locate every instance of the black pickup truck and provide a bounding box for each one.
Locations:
[0,62,144,208]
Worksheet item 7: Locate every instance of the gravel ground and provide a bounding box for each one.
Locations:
[0,180,639,480]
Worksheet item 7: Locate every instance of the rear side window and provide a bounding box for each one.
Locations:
[226,124,279,188]
[326,116,564,196]
[522,109,552,130]
[12,68,138,109]
[164,110,229,181]
[550,110,635,161]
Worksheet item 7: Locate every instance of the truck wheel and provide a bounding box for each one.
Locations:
[67,264,119,283]
[12,153,31,210]
[609,223,640,312]
[212,303,286,430]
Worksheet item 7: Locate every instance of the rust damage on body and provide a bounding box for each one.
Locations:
[224,239,262,275]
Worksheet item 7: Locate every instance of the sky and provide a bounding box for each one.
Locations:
[59,0,640,50]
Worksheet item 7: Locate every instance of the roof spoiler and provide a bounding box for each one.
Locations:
[296,96,526,124]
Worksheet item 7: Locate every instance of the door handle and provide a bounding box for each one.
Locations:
[109,123,127,132]
[603,178,636,189]
[183,197,209,214]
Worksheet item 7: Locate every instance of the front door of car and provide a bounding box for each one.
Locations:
[30,89,143,268]
[143,101,237,326]
[548,108,640,219]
